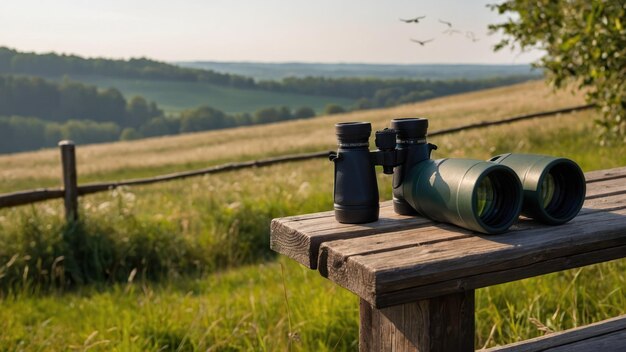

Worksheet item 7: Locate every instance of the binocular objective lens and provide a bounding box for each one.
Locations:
[488,153,585,225]
[542,165,583,220]
[541,173,556,209]
[476,176,495,218]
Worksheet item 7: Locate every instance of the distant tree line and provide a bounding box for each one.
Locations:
[0,116,121,153]
[256,76,531,101]
[0,74,324,153]
[0,70,536,154]
[0,47,539,154]
[0,47,256,89]
[0,105,319,154]
[0,47,535,103]
[0,75,162,127]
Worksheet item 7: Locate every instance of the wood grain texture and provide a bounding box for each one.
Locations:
[484,315,626,352]
[360,291,474,352]
[270,167,626,271]
[546,330,626,351]
[323,205,626,307]
[59,141,78,222]
[270,203,433,269]
[0,188,65,208]
[584,166,626,183]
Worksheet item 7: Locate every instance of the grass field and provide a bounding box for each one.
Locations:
[50,74,354,114]
[0,81,624,350]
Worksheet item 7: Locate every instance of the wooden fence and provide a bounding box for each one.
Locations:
[0,103,595,222]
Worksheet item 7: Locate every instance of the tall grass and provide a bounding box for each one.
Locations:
[0,258,360,351]
[0,160,335,293]
[0,82,624,350]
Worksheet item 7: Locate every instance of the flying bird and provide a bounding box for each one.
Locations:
[443,28,461,35]
[438,19,452,28]
[410,38,434,46]
[399,16,426,23]
[466,31,480,42]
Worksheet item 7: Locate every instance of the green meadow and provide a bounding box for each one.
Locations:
[0,81,624,350]
[51,75,354,114]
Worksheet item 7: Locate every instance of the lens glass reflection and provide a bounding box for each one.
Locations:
[541,173,556,209]
[476,176,495,218]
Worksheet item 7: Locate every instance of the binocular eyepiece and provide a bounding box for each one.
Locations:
[331,118,586,234]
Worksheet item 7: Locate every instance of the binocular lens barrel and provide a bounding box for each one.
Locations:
[335,121,371,145]
[403,159,523,234]
[490,154,586,225]
[390,117,429,141]
[332,122,380,224]
[390,117,431,216]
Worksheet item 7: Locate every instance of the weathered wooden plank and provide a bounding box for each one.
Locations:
[375,244,626,307]
[270,203,433,268]
[319,193,626,263]
[585,175,626,199]
[360,291,474,352]
[485,315,626,351]
[584,166,626,184]
[547,330,626,352]
[321,206,626,307]
[270,168,626,269]
[320,192,626,268]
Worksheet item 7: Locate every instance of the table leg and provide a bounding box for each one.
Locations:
[359,290,475,352]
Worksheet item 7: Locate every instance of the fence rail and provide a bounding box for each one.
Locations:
[427,104,595,137]
[0,103,596,221]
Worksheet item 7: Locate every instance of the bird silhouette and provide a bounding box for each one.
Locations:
[399,16,426,23]
[465,31,480,42]
[438,19,452,28]
[410,38,434,46]
[443,28,461,35]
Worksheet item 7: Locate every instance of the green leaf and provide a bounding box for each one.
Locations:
[560,35,580,51]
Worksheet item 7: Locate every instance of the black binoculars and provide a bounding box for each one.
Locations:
[330,118,586,234]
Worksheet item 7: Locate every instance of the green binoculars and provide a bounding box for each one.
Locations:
[331,118,586,234]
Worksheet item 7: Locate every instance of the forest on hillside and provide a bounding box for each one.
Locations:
[0,47,536,101]
[0,47,538,154]
[0,75,323,153]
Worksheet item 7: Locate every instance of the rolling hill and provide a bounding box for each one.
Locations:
[0,80,615,193]
[44,74,354,113]
[1,47,538,117]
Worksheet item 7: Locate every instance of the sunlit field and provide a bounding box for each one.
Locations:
[43,74,354,114]
[0,81,624,350]
[0,80,590,193]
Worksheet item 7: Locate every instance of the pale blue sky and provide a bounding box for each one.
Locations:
[0,0,542,64]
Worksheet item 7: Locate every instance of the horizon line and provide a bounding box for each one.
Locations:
[1,45,538,67]
[175,60,536,66]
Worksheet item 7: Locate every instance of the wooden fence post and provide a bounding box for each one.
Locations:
[59,140,78,223]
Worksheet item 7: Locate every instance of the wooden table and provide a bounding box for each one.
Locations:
[270,166,626,351]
